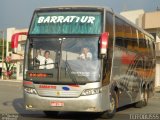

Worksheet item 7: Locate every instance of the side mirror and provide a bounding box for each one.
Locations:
[11,32,27,54]
[100,32,109,55]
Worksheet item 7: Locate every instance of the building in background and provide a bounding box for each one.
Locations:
[7,28,28,80]
[120,9,145,28]
[120,9,160,87]
[0,30,6,79]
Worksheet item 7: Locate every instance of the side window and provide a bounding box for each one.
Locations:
[106,12,113,49]
[146,36,150,56]
[115,17,124,47]
[139,32,146,54]
[102,12,114,86]
[126,26,138,52]
[131,27,138,51]
[144,35,147,54]
[152,40,155,57]
[149,40,153,57]
[124,23,131,49]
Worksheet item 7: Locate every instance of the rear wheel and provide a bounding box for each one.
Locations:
[144,89,149,106]
[43,111,59,117]
[135,89,149,108]
[101,92,118,119]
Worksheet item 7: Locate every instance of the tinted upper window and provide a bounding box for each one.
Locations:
[29,11,102,35]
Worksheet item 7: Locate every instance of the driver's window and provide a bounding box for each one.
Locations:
[28,39,60,70]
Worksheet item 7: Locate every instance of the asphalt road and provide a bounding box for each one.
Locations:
[0,80,160,120]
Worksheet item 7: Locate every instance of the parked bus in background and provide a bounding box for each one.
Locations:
[11,6,155,118]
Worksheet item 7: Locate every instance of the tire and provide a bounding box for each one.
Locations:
[101,92,118,119]
[43,111,59,117]
[135,89,149,108]
[143,89,149,106]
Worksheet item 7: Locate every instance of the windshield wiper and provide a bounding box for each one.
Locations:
[65,60,79,85]
[65,51,79,85]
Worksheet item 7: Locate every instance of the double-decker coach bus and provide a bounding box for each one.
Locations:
[12,6,155,118]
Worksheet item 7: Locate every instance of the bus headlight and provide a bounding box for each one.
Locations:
[81,87,102,96]
[24,87,37,94]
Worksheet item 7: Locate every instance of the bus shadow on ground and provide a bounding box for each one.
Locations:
[12,98,45,118]
[117,103,134,112]
[12,98,134,120]
[12,98,100,120]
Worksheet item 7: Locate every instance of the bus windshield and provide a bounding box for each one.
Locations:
[29,11,102,35]
[28,37,101,83]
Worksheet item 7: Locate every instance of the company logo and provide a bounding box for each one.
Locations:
[56,91,60,96]
[62,86,70,91]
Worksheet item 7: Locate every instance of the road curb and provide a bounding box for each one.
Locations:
[0,79,22,83]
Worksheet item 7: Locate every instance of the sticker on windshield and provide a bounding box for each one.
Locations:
[71,71,91,76]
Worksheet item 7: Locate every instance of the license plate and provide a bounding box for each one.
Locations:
[50,101,64,107]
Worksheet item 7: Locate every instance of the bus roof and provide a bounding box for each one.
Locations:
[34,6,113,13]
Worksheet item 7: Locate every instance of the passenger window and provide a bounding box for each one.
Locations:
[131,27,138,51]
[115,17,125,48]
[139,32,146,53]
[106,12,113,49]
[124,23,131,49]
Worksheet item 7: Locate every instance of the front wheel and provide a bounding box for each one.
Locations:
[101,92,118,119]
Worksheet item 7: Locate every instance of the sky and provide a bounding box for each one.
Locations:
[0,0,160,30]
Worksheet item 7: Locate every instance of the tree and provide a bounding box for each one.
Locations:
[4,56,15,79]
[0,39,6,61]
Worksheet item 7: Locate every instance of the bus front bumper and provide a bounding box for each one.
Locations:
[24,92,109,112]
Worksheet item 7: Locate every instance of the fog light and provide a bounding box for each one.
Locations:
[26,105,33,108]
[29,105,33,108]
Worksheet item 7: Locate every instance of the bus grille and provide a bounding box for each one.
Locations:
[37,90,80,97]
